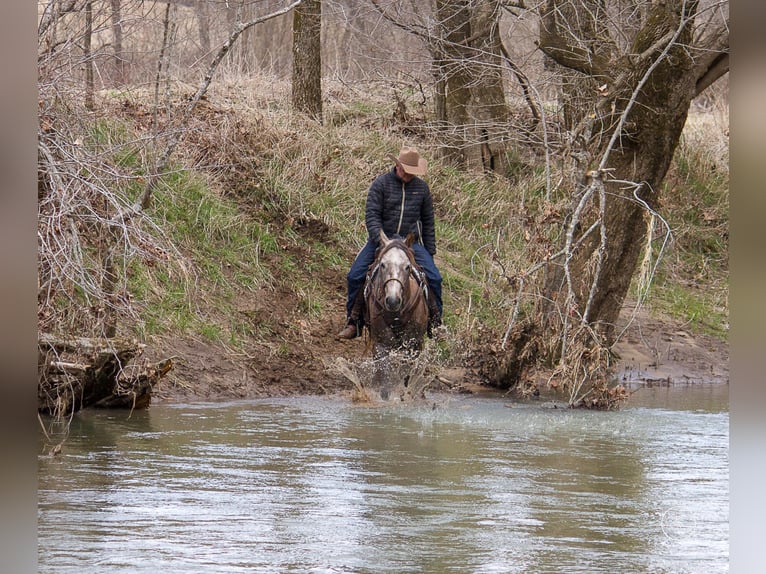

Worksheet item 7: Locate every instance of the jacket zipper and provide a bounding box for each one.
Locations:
[396,181,405,235]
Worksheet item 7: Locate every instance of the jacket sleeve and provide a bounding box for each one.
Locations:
[420,185,437,255]
[365,178,384,247]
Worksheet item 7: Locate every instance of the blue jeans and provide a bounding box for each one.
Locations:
[345,240,443,324]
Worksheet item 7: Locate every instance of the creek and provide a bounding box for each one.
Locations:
[38,384,728,573]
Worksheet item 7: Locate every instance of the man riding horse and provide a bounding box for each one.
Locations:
[337,146,443,340]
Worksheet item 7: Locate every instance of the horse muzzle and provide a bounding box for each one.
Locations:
[383,278,405,312]
[384,294,402,312]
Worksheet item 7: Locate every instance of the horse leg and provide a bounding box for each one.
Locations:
[372,351,393,400]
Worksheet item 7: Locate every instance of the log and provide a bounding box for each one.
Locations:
[38,333,173,417]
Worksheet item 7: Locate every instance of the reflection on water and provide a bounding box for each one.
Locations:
[38,384,728,573]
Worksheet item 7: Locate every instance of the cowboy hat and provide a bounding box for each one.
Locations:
[388,146,427,176]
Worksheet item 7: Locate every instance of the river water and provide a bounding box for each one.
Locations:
[38,384,728,573]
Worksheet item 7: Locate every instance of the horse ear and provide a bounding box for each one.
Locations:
[379,229,390,246]
[405,232,415,247]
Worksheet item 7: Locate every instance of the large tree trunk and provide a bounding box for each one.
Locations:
[465,0,508,176]
[537,0,727,341]
[292,0,323,121]
[433,0,508,174]
[559,0,699,344]
[549,0,611,131]
[434,0,471,167]
[524,0,728,405]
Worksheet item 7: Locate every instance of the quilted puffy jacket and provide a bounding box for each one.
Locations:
[365,167,437,255]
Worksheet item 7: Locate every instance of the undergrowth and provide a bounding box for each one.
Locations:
[45,77,728,367]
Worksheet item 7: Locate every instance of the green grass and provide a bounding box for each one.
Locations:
[198,322,223,342]
[88,118,143,169]
[152,169,276,289]
[643,130,730,340]
[297,283,324,318]
[649,278,728,339]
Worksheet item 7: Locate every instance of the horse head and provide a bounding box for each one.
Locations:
[377,230,415,313]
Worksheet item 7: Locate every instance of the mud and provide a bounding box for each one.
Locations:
[148,301,728,404]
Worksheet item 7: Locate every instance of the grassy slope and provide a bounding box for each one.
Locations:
[100,78,728,384]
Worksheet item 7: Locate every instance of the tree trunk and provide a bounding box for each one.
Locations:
[543,0,613,131]
[466,0,508,176]
[434,0,471,167]
[565,1,698,343]
[432,0,508,174]
[536,0,715,344]
[292,0,323,121]
[517,0,727,406]
[111,0,126,85]
[84,1,94,110]
[195,0,211,56]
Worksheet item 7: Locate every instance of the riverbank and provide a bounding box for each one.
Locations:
[147,298,728,404]
[38,78,728,409]
[126,79,728,406]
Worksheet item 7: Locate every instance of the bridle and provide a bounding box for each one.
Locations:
[382,276,406,293]
[365,239,427,322]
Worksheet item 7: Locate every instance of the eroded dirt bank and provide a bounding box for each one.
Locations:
[147,301,728,404]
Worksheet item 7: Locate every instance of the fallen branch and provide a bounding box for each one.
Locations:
[38,333,173,417]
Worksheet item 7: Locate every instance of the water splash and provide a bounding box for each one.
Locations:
[328,345,437,403]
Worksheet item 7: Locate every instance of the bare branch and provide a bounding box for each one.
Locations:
[369,0,428,41]
[38,0,80,37]
[537,0,613,78]
[598,3,693,171]
[499,40,540,124]
[695,50,728,97]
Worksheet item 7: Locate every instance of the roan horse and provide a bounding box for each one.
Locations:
[363,230,430,398]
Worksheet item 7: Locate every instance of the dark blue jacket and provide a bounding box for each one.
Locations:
[365,167,436,255]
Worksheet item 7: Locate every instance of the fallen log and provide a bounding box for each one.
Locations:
[38,333,173,417]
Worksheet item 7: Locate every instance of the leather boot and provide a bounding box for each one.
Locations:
[337,289,365,339]
[337,323,359,340]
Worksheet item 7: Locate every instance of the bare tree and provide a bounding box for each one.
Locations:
[292,0,323,120]
[465,0,508,175]
[368,0,511,174]
[111,0,126,85]
[38,0,303,340]
[524,0,729,403]
[194,0,212,56]
[432,0,472,166]
[84,0,95,110]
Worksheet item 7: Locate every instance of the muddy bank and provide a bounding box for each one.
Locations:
[147,302,728,404]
